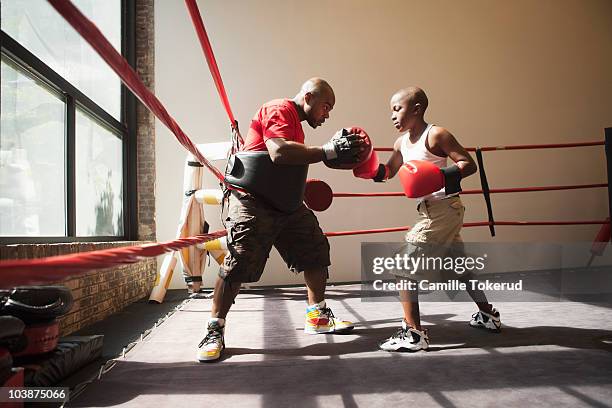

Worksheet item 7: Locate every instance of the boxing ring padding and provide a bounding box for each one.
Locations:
[69,284,612,407]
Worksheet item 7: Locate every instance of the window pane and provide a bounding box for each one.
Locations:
[0,57,66,236]
[1,0,122,119]
[75,109,123,236]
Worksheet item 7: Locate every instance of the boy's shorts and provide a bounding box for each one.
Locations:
[219,193,331,283]
[393,196,468,281]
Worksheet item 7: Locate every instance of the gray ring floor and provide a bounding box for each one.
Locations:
[69,285,612,407]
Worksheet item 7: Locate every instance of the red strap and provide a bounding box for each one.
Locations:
[185,0,241,141]
[47,0,227,184]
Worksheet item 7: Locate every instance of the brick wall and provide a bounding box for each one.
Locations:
[136,0,156,242]
[0,0,157,336]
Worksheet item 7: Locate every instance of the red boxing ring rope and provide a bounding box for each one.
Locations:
[0,231,227,288]
[184,0,239,136]
[325,219,609,237]
[374,140,605,153]
[47,0,226,185]
[333,183,607,198]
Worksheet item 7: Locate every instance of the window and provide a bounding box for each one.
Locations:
[0,57,66,236]
[0,0,135,242]
[75,109,124,236]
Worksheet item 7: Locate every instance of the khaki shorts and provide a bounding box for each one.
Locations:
[393,196,468,281]
[406,196,465,245]
[219,193,331,283]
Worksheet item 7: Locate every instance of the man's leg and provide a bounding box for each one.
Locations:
[301,267,354,333]
[210,276,242,319]
[198,194,272,362]
[303,267,326,305]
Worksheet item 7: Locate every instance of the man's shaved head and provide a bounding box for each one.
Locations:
[392,87,428,112]
[298,77,335,100]
[294,77,335,129]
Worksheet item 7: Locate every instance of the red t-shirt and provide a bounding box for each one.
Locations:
[242,99,305,151]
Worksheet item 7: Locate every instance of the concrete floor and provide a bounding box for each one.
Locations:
[69,285,612,407]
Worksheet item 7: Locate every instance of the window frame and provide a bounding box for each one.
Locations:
[0,0,137,243]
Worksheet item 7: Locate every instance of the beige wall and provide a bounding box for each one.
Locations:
[155,0,612,288]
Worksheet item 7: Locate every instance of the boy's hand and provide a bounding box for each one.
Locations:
[398,160,463,197]
[353,150,389,182]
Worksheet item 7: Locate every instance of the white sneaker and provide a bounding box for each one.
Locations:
[379,320,429,352]
[197,318,225,362]
[469,308,501,332]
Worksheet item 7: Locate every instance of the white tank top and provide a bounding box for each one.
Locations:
[400,124,454,202]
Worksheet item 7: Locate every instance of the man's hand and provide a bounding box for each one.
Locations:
[322,127,372,169]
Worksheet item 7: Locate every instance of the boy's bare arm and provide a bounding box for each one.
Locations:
[432,128,477,177]
[385,136,405,178]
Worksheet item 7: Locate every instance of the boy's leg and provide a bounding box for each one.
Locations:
[399,282,421,330]
[465,284,494,314]
[379,281,428,352]
[451,234,501,331]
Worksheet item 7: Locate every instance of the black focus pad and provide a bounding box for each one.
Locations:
[0,286,74,324]
[323,127,372,170]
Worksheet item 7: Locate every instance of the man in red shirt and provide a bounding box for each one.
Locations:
[198,78,365,362]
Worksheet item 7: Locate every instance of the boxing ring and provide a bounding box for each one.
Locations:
[1,0,612,406]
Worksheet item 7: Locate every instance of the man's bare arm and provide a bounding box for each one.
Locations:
[265,138,325,165]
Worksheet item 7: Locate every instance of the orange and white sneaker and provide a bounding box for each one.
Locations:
[197,318,225,362]
[305,301,354,334]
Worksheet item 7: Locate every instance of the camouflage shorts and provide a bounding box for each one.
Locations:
[219,193,331,283]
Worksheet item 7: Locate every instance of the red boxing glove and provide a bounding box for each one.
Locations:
[398,160,444,198]
[353,150,388,182]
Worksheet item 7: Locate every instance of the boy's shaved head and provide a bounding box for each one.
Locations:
[390,86,429,132]
[392,87,428,112]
